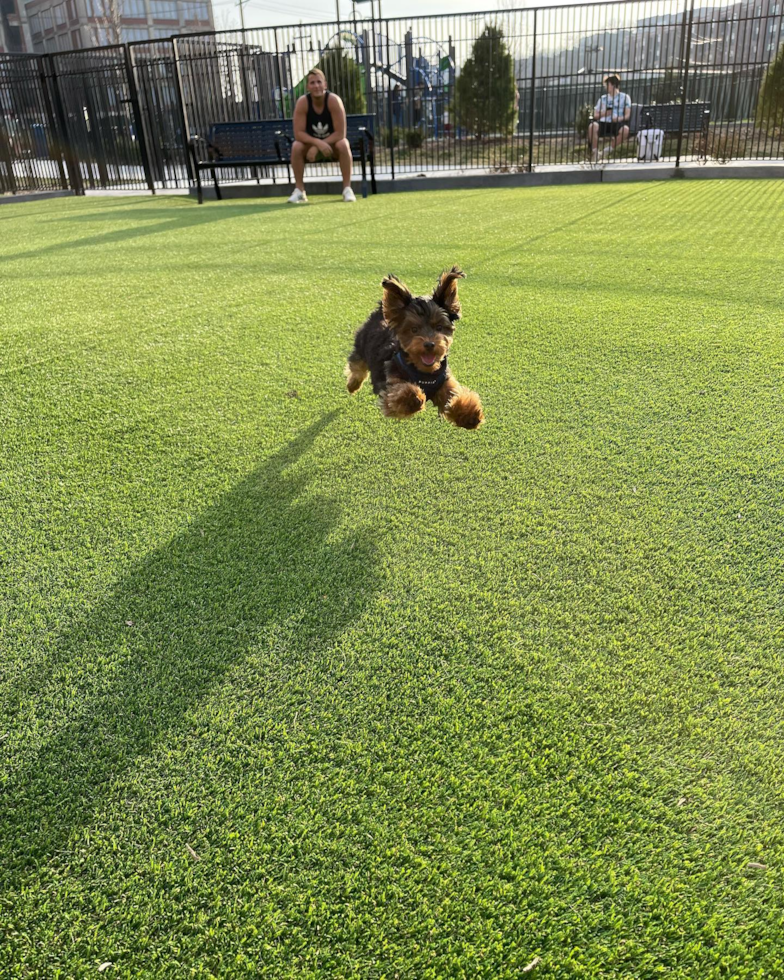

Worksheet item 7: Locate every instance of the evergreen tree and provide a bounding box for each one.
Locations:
[315,48,366,115]
[455,25,517,138]
[756,42,784,134]
[652,68,681,104]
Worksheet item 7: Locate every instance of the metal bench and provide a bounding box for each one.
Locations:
[629,102,711,137]
[190,120,293,204]
[280,113,377,197]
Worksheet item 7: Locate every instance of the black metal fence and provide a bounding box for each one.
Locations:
[2,0,784,195]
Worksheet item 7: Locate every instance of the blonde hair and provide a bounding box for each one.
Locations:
[307,68,326,83]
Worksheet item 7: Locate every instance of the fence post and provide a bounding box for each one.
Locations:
[675,0,695,170]
[238,32,254,116]
[273,29,287,120]
[37,56,68,190]
[45,53,84,195]
[404,31,413,130]
[528,8,537,173]
[385,20,395,179]
[0,119,17,194]
[124,44,155,194]
[362,29,373,116]
[172,37,194,186]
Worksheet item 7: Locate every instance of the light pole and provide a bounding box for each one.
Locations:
[237,0,248,32]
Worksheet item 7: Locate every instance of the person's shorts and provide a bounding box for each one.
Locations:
[598,121,627,137]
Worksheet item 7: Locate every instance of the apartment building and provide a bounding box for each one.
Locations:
[1,0,28,51]
[23,0,213,53]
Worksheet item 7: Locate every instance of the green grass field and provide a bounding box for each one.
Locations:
[2,181,783,978]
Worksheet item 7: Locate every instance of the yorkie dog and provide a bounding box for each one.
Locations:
[344,266,484,429]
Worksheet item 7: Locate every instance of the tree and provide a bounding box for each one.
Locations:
[756,42,784,135]
[652,68,681,105]
[314,48,366,114]
[86,0,123,48]
[454,25,517,138]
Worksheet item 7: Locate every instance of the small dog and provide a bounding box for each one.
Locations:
[344,266,484,429]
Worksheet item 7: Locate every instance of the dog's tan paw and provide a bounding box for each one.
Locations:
[345,359,368,394]
[445,391,484,429]
[381,382,426,418]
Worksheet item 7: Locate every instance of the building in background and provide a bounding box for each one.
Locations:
[1,0,29,51]
[22,0,213,53]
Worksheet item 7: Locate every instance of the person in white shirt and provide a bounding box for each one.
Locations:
[588,74,631,163]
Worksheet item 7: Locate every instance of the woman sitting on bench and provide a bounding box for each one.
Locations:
[288,68,355,204]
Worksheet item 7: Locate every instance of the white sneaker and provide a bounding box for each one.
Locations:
[601,145,612,158]
[288,188,307,204]
[342,186,356,203]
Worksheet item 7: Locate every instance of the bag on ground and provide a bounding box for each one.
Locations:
[637,128,664,162]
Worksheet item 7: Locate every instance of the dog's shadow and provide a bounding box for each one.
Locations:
[1,411,377,888]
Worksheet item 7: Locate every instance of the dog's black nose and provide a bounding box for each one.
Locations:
[424,341,435,351]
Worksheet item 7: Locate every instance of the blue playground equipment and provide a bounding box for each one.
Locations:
[312,28,454,138]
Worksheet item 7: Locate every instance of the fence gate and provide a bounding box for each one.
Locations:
[51,46,153,192]
[130,41,188,189]
[0,54,68,194]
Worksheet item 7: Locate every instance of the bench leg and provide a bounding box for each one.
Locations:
[211,167,222,201]
[370,152,377,194]
[359,145,368,199]
[196,165,203,205]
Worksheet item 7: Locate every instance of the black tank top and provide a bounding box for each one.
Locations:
[306,91,334,139]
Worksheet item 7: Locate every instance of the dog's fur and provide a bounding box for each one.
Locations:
[344,266,484,429]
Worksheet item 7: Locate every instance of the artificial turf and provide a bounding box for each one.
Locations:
[1,180,783,978]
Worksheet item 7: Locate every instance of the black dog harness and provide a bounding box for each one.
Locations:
[394,350,448,398]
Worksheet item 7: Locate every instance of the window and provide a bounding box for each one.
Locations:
[149,0,178,19]
[123,0,147,17]
[66,0,76,19]
[71,27,81,46]
[30,11,41,34]
[124,26,150,40]
[54,2,66,25]
[154,25,172,36]
[183,1,209,20]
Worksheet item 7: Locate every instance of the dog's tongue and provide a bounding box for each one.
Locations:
[421,354,436,366]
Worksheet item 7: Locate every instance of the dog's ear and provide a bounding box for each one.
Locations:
[381,274,413,329]
[432,265,465,321]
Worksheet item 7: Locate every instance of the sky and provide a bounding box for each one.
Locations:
[211,0,539,31]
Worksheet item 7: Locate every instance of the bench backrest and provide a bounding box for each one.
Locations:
[200,115,371,161]
[346,114,374,149]
[638,102,710,133]
[205,120,293,162]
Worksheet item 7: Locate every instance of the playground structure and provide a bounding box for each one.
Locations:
[284,28,456,139]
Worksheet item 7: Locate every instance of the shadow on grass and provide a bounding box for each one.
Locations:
[3,199,290,262]
[0,410,377,888]
[4,196,383,263]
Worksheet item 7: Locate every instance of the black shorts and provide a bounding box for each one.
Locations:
[598,121,626,138]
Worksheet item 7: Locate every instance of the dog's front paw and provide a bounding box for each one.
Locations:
[444,391,484,429]
[381,382,426,419]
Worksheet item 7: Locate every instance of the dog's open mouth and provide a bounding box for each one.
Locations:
[420,354,436,366]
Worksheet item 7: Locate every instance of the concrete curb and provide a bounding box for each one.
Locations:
[188,162,784,200]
